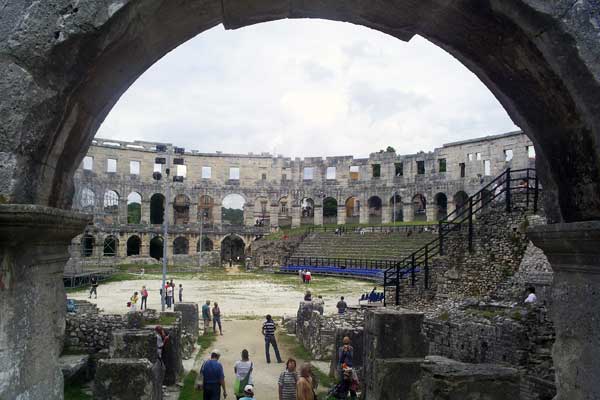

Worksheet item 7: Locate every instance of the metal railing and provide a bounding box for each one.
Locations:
[283,256,397,270]
[383,168,539,306]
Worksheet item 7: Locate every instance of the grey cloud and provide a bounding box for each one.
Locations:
[349,82,431,121]
[303,61,335,82]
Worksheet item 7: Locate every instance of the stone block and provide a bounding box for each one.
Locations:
[366,358,424,400]
[364,308,428,359]
[161,324,183,385]
[94,358,162,400]
[109,329,157,363]
[174,302,199,341]
[126,311,145,329]
[409,356,520,400]
[59,354,91,384]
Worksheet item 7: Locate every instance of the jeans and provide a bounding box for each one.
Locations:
[141,296,147,310]
[264,335,282,363]
[203,383,221,400]
[213,316,222,334]
[89,287,97,298]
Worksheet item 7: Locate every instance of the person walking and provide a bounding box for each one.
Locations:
[166,283,173,309]
[141,285,148,310]
[233,349,253,399]
[213,302,223,335]
[202,300,212,334]
[89,276,98,299]
[336,296,348,314]
[239,385,255,400]
[129,291,139,312]
[178,284,183,302]
[278,358,298,400]
[196,349,228,400]
[262,314,282,363]
[170,281,176,305]
[297,363,315,400]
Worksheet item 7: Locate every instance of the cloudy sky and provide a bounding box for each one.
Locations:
[97,19,518,158]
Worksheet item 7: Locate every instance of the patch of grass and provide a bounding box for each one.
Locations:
[179,370,203,400]
[158,314,177,326]
[467,308,505,320]
[276,331,313,361]
[511,310,522,321]
[64,382,92,400]
[438,310,450,321]
[197,332,218,351]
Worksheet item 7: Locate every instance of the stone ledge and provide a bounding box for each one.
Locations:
[0,204,91,244]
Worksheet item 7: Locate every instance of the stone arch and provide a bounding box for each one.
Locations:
[301,198,315,225]
[150,193,165,225]
[81,234,95,257]
[434,192,448,220]
[103,235,118,257]
[149,236,164,260]
[127,192,142,224]
[198,195,214,224]
[453,191,469,217]
[126,235,141,256]
[79,187,96,212]
[220,234,246,262]
[390,194,403,222]
[367,196,383,224]
[412,194,427,222]
[345,196,360,224]
[222,193,246,226]
[173,236,189,255]
[323,196,338,225]
[197,236,214,252]
[173,194,191,225]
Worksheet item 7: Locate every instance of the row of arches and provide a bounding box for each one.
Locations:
[79,189,472,225]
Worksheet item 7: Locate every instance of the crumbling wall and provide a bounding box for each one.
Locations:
[251,236,304,269]
[65,312,128,354]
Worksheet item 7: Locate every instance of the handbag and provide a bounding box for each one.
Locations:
[234,362,253,395]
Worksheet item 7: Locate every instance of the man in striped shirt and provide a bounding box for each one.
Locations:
[262,314,283,363]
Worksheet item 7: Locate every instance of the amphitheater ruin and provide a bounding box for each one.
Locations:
[1,2,600,400]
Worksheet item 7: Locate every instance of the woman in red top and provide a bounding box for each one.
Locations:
[141,285,148,310]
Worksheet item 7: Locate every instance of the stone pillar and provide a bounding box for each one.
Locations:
[426,204,437,222]
[174,303,200,342]
[94,359,163,400]
[363,308,428,400]
[109,329,157,362]
[403,203,414,222]
[529,221,600,400]
[141,199,151,224]
[337,205,346,225]
[141,234,150,257]
[446,200,456,216]
[291,205,301,228]
[270,204,279,227]
[212,203,222,226]
[118,236,127,257]
[381,205,391,224]
[314,205,323,226]
[359,203,369,224]
[0,205,90,400]
[119,197,128,224]
[188,202,198,224]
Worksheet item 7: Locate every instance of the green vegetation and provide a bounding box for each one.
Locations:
[127,202,141,224]
[179,370,203,400]
[221,207,243,225]
[438,310,450,321]
[64,382,92,400]
[197,332,218,351]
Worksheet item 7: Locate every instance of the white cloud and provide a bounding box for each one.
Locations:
[97,19,518,158]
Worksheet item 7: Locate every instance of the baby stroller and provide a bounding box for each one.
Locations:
[327,367,358,400]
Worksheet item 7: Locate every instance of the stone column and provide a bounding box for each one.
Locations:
[381,205,391,224]
[403,203,414,222]
[337,205,346,225]
[446,200,456,216]
[359,203,369,224]
[314,205,323,226]
[0,205,90,400]
[141,233,150,257]
[529,221,600,400]
[188,202,198,224]
[270,204,279,227]
[291,205,301,228]
[141,199,151,224]
[426,205,437,222]
[118,236,126,257]
[212,203,222,226]
[119,197,128,224]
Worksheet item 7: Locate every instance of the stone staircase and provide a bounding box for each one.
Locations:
[291,230,433,261]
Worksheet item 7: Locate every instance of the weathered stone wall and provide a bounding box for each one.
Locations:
[65,311,127,354]
[250,235,304,269]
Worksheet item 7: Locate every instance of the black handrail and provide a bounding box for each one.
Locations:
[383,168,539,306]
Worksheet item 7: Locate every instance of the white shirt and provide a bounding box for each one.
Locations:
[234,360,254,384]
[524,293,537,303]
[166,286,173,296]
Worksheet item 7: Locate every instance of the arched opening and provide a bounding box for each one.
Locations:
[126,235,141,256]
[278,196,292,228]
[345,197,360,224]
[479,189,493,211]
[222,194,245,226]
[173,194,190,225]
[197,237,214,252]
[390,194,403,222]
[103,236,118,257]
[412,194,427,222]
[323,197,338,225]
[79,188,95,212]
[221,235,245,262]
[173,236,189,255]
[81,234,95,257]
[367,196,383,224]
[453,191,469,217]
[150,193,165,225]
[149,236,164,260]
[198,195,214,225]
[301,198,315,225]
[103,190,120,224]
[434,193,448,220]
[127,192,142,224]
[253,197,270,226]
